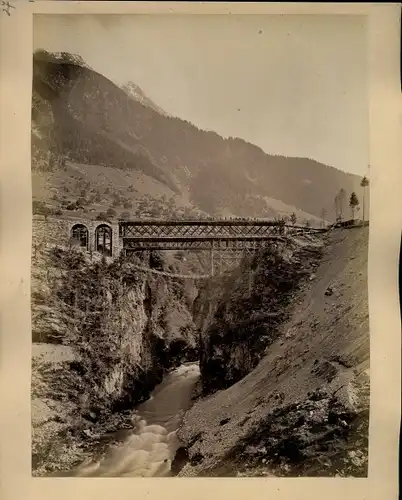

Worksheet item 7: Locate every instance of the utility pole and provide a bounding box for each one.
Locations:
[360,167,370,225]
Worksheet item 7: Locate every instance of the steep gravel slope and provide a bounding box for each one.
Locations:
[177,227,369,477]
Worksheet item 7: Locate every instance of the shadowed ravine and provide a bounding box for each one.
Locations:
[33,228,369,478]
[72,363,200,477]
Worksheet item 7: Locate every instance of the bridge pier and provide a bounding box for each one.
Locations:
[144,250,150,267]
[210,246,214,277]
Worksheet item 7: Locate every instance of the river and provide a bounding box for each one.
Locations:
[72,362,200,477]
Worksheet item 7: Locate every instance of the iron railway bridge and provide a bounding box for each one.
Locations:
[119,220,325,277]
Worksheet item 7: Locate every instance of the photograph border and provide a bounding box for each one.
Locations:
[1,2,401,500]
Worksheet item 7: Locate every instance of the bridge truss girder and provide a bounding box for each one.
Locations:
[119,221,325,277]
[119,220,301,239]
[122,236,284,276]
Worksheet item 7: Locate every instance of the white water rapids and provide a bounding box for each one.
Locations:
[73,363,200,477]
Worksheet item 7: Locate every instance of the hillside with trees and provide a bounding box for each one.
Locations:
[32,50,364,222]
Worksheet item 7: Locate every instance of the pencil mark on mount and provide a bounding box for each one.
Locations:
[1,1,15,15]
[30,14,370,479]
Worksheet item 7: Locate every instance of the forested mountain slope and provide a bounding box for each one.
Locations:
[32,50,363,221]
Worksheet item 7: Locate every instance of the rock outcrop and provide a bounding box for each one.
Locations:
[31,245,198,476]
[194,235,324,394]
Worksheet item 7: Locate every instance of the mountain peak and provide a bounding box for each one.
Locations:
[121,81,169,117]
[34,49,92,70]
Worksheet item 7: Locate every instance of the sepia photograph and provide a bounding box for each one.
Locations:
[29,12,372,478]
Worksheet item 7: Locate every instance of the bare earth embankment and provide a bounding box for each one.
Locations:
[177,227,369,477]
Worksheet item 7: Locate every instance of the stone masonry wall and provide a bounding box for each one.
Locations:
[32,216,122,257]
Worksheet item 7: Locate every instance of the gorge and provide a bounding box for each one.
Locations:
[31,224,369,478]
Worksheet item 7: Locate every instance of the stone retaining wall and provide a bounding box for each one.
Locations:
[32,216,122,257]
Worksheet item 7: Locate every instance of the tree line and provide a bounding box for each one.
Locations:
[333,176,369,223]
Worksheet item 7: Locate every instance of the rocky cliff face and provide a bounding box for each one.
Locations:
[194,236,323,394]
[31,246,198,475]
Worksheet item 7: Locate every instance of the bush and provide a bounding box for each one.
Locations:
[92,191,102,203]
[106,207,117,218]
[33,200,55,218]
[33,200,47,214]
[112,196,121,208]
[76,197,87,207]
[96,212,110,222]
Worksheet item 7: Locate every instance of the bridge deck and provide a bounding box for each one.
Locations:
[120,219,281,226]
[119,219,325,229]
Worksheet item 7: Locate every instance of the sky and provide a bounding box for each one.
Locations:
[34,14,368,176]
